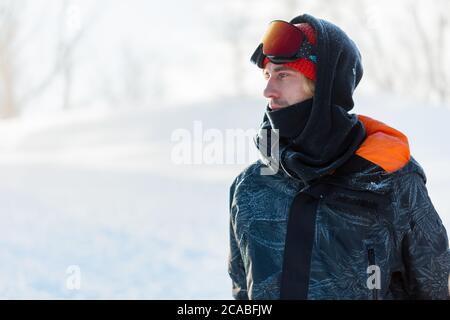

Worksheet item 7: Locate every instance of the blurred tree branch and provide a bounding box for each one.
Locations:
[0,1,103,118]
[19,1,102,109]
[0,1,18,118]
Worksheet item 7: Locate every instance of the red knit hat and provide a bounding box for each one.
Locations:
[263,23,317,81]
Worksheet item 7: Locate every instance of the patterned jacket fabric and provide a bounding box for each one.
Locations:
[228,153,450,299]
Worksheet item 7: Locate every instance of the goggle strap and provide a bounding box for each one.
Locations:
[250,43,264,68]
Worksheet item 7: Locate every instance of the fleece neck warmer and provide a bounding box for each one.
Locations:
[255,14,367,184]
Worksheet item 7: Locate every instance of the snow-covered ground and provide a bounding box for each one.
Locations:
[0,95,449,299]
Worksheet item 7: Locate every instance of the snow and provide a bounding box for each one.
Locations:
[0,95,449,298]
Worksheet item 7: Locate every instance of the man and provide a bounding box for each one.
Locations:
[228,13,450,300]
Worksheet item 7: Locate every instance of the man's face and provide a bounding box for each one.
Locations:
[263,62,313,110]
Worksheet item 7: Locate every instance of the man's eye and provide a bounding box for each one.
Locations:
[278,73,288,79]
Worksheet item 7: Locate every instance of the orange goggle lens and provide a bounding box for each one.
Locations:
[261,20,304,58]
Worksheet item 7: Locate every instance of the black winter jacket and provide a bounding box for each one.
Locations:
[229,151,450,299]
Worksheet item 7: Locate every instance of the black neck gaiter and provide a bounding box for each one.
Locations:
[266,99,313,139]
[256,99,366,184]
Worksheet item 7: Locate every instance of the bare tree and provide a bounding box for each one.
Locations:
[51,1,101,110]
[96,44,167,109]
[226,13,249,97]
[436,7,450,103]
[428,0,449,103]
[0,1,18,118]
[120,45,158,108]
[206,1,259,97]
[59,0,76,110]
[310,0,450,105]
[0,1,103,117]
[400,0,450,104]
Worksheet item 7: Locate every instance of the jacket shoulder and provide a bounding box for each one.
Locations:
[230,161,265,190]
[391,156,427,183]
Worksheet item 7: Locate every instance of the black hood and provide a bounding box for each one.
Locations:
[290,14,363,110]
[256,13,366,183]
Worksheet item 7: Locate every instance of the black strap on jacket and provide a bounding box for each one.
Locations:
[279,154,384,299]
[280,183,331,299]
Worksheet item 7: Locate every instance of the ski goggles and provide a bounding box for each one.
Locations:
[250,20,316,68]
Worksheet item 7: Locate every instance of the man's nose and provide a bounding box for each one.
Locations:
[263,78,279,99]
